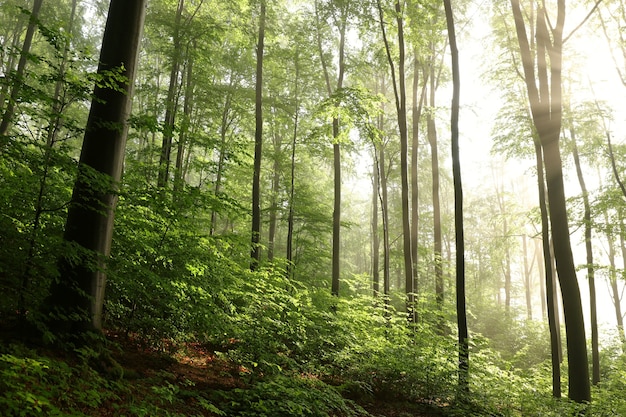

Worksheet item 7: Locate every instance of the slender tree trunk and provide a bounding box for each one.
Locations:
[250,0,266,271]
[372,151,380,296]
[428,63,444,311]
[157,0,184,188]
[617,213,626,345]
[315,0,347,296]
[0,26,25,111]
[443,0,468,394]
[286,53,300,279]
[174,47,195,193]
[570,126,599,384]
[211,84,234,235]
[378,77,391,308]
[495,175,512,314]
[0,0,43,144]
[411,48,426,295]
[17,0,79,316]
[268,129,281,262]
[510,0,590,401]
[535,237,547,321]
[46,0,146,333]
[377,0,414,320]
[380,143,391,306]
[537,139,562,397]
[523,234,533,320]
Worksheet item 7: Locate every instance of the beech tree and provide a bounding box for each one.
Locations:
[443,0,468,394]
[250,0,266,270]
[377,0,414,319]
[46,0,147,334]
[510,0,590,402]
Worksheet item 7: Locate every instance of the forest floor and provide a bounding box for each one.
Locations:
[104,332,446,417]
[1,327,447,416]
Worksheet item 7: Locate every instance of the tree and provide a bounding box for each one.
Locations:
[315,0,348,296]
[157,0,184,188]
[0,0,43,143]
[443,0,467,394]
[250,0,266,271]
[427,59,444,311]
[567,115,599,385]
[377,0,414,320]
[510,0,590,402]
[46,0,147,334]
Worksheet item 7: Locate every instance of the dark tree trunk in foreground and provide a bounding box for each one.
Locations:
[511,0,590,402]
[46,0,147,334]
[443,0,468,394]
[250,0,266,271]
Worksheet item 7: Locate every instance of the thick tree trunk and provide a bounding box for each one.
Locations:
[511,0,590,401]
[0,0,43,144]
[46,0,146,333]
[250,0,266,271]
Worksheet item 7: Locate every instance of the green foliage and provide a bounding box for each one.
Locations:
[217,374,367,417]
[0,344,120,416]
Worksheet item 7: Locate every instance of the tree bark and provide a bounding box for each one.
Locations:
[250,0,266,271]
[17,0,79,316]
[157,0,184,188]
[46,0,146,333]
[372,149,380,296]
[377,0,414,320]
[286,52,300,279]
[570,126,599,385]
[0,0,44,144]
[411,48,426,296]
[533,136,562,397]
[174,46,195,193]
[268,129,281,262]
[443,0,468,394]
[522,234,533,320]
[428,62,444,311]
[315,0,347,296]
[510,0,590,401]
